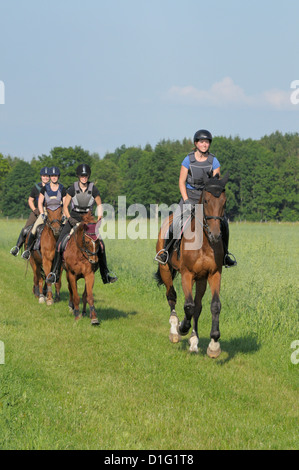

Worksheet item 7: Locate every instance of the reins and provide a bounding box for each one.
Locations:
[201,188,225,242]
[75,224,99,264]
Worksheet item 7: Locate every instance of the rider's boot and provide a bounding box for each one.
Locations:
[10,228,26,256]
[155,224,174,265]
[98,242,117,284]
[221,217,237,268]
[21,232,36,260]
[46,250,63,284]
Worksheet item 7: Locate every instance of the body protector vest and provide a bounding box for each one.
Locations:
[186,152,215,191]
[72,181,95,213]
[44,183,63,211]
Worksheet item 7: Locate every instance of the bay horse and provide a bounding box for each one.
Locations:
[29,207,64,305]
[63,212,100,325]
[155,173,229,358]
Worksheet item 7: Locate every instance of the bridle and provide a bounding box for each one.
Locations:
[75,223,99,264]
[201,187,225,242]
[45,215,64,238]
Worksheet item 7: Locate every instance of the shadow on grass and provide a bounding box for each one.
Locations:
[180,334,260,364]
[52,292,138,322]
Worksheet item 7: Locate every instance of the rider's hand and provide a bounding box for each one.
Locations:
[183,199,194,207]
[68,217,78,227]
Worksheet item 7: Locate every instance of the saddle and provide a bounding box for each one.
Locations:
[167,211,194,260]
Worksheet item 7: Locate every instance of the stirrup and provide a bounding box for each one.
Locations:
[46,272,57,284]
[21,250,31,260]
[224,252,237,268]
[154,249,169,265]
[10,246,19,256]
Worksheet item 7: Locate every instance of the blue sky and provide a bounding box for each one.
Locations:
[1,0,298,161]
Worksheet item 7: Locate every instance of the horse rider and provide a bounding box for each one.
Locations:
[46,163,117,285]
[21,166,67,260]
[10,166,50,256]
[155,129,237,267]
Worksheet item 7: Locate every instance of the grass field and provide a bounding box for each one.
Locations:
[0,219,298,450]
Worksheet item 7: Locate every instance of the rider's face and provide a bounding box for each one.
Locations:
[41,175,50,184]
[79,175,89,184]
[50,175,59,184]
[195,139,210,153]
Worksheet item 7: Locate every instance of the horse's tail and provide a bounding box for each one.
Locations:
[154,264,178,287]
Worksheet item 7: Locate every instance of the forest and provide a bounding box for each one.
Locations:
[0,131,298,221]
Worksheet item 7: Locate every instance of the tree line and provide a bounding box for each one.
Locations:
[0,131,298,221]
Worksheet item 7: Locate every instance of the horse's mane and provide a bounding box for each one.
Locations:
[80,212,96,224]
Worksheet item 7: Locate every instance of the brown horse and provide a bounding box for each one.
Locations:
[155,173,229,358]
[29,207,64,305]
[63,212,100,325]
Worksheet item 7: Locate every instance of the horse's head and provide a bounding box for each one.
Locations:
[202,172,229,244]
[76,219,99,264]
[46,206,63,238]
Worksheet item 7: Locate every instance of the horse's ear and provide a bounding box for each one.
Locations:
[221,172,229,186]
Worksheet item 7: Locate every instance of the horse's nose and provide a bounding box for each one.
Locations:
[210,232,222,244]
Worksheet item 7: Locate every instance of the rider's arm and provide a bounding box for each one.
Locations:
[95,195,103,221]
[38,193,45,214]
[28,196,37,212]
[179,166,189,202]
[63,193,72,219]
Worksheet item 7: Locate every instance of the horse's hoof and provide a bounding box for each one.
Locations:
[39,295,45,304]
[169,332,181,343]
[188,335,199,353]
[178,321,191,337]
[169,314,181,343]
[207,339,221,358]
[91,318,100,326]
[46,299,54,306]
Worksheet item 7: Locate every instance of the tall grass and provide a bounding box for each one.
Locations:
[0,220,298,449]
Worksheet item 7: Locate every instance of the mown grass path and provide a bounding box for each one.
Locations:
[0,220,298,449]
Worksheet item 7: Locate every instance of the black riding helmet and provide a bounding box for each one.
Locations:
[76,164,91,178]
[193,129,213,143]
[49,166,60,176]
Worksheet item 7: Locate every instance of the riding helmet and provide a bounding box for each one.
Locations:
[193,129,213,143]
[49,166,60,176]
[40,166,50,176]
[76,164,91,178]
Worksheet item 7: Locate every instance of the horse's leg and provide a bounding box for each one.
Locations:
[82,285,87,316]
[66,271,74,312]
[43,256,54,306]
[179,270,194,337]
[158,264,180,343]
[67,272,80,320]
[207,272,222,358]
[54,268,62,303]
[84,272,99,326]
[30,258,40,300]
[189,278,207,353]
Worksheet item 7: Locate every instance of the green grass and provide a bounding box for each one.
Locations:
[0,219,298,449]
